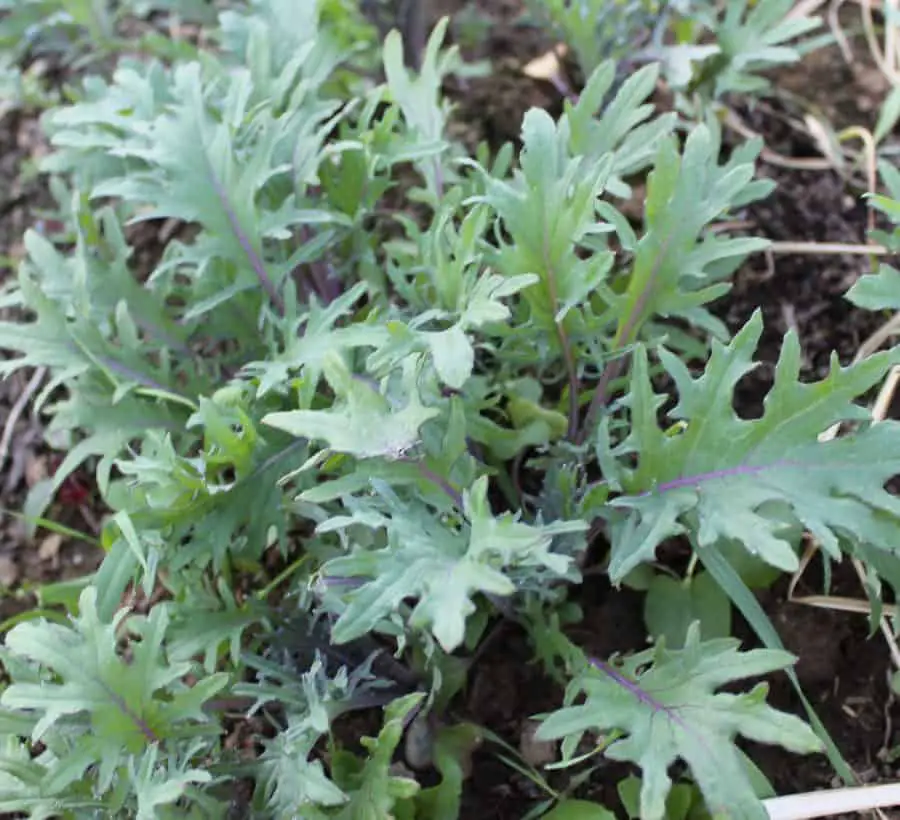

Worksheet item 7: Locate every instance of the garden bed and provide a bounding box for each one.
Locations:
[3,1,900,818]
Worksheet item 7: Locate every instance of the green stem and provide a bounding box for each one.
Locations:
[256,555,311,601]
[577,233,675,444]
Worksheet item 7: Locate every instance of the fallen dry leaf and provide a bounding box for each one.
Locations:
[522,44,568,82]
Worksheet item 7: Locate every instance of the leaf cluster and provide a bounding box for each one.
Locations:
[0,1,894,818]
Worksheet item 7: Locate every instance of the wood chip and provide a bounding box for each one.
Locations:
[0,555,20,587]
[38,533,63,566]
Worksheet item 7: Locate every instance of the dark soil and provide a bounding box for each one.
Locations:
[2,2,900,819]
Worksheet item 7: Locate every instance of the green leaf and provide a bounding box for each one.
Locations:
[414,723,482,820]
[618,776,711,820]
[322,477,585,652]
[1,586,226,748]
[845,264,900,310]
[608,123,770,348]
[93,535,141,622]
[131,743,211,820]
[263,725,349,814]
[715,538,783,590]
[114,432,312,574]
[699,546,854,785]
[875,85,900,144]
[0,734,89,819]
[603,311,900,580]
[34,575,94,614]
[644,571,731,648]
[714,0,819,96]
[383,17,458,196]
[89,60,348,311]
[328,693,424,819]
[566,61,675,191]
[536,624,823,820]
[250,654,387,816]
[166,580,266,673]
[477,106,614,338]
[542,799,616,820]
[263,352,439,459]
[426,324,475,390]
[525,3,661,80]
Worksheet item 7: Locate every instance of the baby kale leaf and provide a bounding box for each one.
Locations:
[601,311,900,580]
[319,476,585,652]
[1,587,227,750]
[537,623,822,820]
[263,351,438,460]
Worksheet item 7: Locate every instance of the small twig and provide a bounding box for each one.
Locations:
[789,592,898,618]
[828,0,855,63]
[763,781,900,819]
[883,0,899,77]
[838,125,878,234]
[0,367,46,473]
[858,315,900,362]
[861,0,900,83]
[723,109,834,171]
[871,364,900,419]
[829,0,900,84]
[763,240,890,255]
[789,0,827,18]
[882,667,896,753]
[707,219,756,233]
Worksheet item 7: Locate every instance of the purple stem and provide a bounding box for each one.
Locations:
[207,165,284,315]
[319,576,366,591]
[407,459,463,510]
[291,267,316,303]
[308,260,335,304]
[548,73,579,105]
[589,657,690,732]
[132,317,193,359]
[588,655,722,774]
[99,679,159,745]
[643,460,799,496]
[297,224,340,306]
[576,354,627,446]
[94,353,181,397]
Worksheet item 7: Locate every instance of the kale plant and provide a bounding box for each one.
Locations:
[0,1,895,817]
[526,0,820,103]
